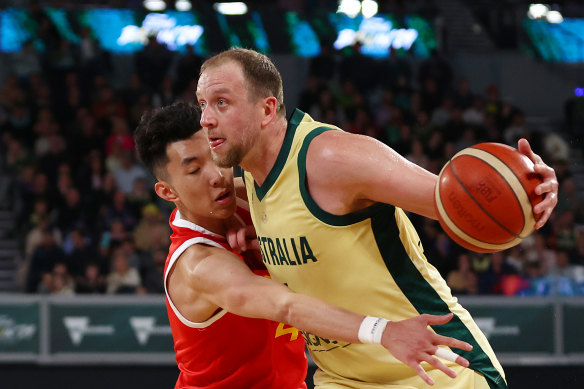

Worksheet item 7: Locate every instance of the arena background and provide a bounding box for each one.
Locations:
[0,0,583,388]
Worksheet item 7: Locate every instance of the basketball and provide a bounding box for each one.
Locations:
[434,142,544,253]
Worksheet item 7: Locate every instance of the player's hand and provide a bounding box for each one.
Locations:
[517,138,558,229]
[381,313,472,386]
[226,225,260,253]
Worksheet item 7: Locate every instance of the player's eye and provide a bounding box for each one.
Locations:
[188,168,200,175]
[218,99,226,106]
[199,101,206,109]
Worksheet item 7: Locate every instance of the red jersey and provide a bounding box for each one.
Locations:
[164,206,307,389]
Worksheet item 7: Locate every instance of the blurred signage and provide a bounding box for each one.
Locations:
[333,16,419,54]
[117,13,204,50]
[466,304,554,353]
[0,304,39,354]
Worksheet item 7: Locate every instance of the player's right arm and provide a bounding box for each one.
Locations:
[168,243,473,386]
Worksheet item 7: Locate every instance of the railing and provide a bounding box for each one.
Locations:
[1,294,583,365]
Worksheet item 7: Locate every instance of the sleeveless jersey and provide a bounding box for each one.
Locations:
[164,205,307,388]
[243,109,507,388]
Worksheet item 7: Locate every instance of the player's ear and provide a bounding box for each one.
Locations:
[155,181,178,202]
[261,96,279,127]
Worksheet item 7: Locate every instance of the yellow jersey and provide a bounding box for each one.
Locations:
[244,109,506,388]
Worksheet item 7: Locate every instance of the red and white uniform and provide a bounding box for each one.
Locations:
[164,205,307,388]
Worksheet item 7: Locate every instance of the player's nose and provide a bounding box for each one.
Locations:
[200,107,217,128]
[209,166,225,187]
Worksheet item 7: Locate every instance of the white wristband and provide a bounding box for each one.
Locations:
[358,316,389,344]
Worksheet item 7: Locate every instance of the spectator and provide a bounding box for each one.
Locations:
[46,262,75,295]
[478,251,517,294]
[99,219,129,259]
[64,229,99,278]
[152,75,176,108]
[112,151,148,195]
[56,187,87,235]
[140,248,166,294]
[26,230,66,292]
[105,117,134,157]
[175,44,202,95]
[106,250,141,294]
[452,78,474,110]
[462,96,485,126]
[298,75,324,113]
[75,262,106,294]
[3,137,31,176]
[447,253,478,295]
[133,203,171,253]
[430,96,453,127]
[556,177,584,223]
[134,35,173,91]
[548,250,584,296]
[417,49,453,97]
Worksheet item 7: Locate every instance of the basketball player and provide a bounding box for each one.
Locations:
[134,102,473,388]
[196,48,559,388]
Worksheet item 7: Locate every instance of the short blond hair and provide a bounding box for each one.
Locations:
[200,48,286,116]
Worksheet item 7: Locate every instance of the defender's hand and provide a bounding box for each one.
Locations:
[381,313,473,386]
[226,225,260,253]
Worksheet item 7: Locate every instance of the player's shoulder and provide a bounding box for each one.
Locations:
[175,243,227,272]
[305,130,368,173]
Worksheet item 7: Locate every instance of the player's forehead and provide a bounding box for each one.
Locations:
[197,61,246,97]
[166,132,209,165]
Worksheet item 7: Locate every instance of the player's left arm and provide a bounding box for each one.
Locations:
[305,130,439,219]
[517,138,558,228]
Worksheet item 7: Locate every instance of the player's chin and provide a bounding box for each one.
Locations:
[212,196,236,216]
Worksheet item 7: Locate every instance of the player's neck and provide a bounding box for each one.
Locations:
[240,118,287,187]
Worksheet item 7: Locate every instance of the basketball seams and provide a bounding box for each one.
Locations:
[434,164,522,252]
[451,153,523,239]
[461,148,535,238]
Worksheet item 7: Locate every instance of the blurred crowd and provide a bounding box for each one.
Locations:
[0,17,582,297]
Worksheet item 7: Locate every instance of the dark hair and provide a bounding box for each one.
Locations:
[134,101,201,178]
[200,48,286,117]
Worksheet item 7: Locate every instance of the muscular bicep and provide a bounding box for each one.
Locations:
[187,245,292,321]
[305,131,439,219]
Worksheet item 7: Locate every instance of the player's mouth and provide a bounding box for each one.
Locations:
[214,189,232,205]
[209,136,225,150]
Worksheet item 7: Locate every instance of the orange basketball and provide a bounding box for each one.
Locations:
[434,142,544,253]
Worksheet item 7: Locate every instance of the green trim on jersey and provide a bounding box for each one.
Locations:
[254,109,305,201]
[371,207,508,389]
[297,127,388,226]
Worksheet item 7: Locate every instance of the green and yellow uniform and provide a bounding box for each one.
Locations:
[244,109,507,389]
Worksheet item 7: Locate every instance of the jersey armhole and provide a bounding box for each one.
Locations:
[165,237,228,328]
[297,127,391,226]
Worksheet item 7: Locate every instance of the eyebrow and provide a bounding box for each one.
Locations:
[181,156,199,166]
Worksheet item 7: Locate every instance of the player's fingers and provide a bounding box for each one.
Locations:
[433,334,473,353]
[518,138,541,163]
[423,313,453,325]
[534,165,558,193]
[535,181,558,198]
[236,228,248,251]
[225,229,241,253]
[424,354,457,379]
[411,362,435,386]
[535,206,554,230]
[434,347,469,368]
